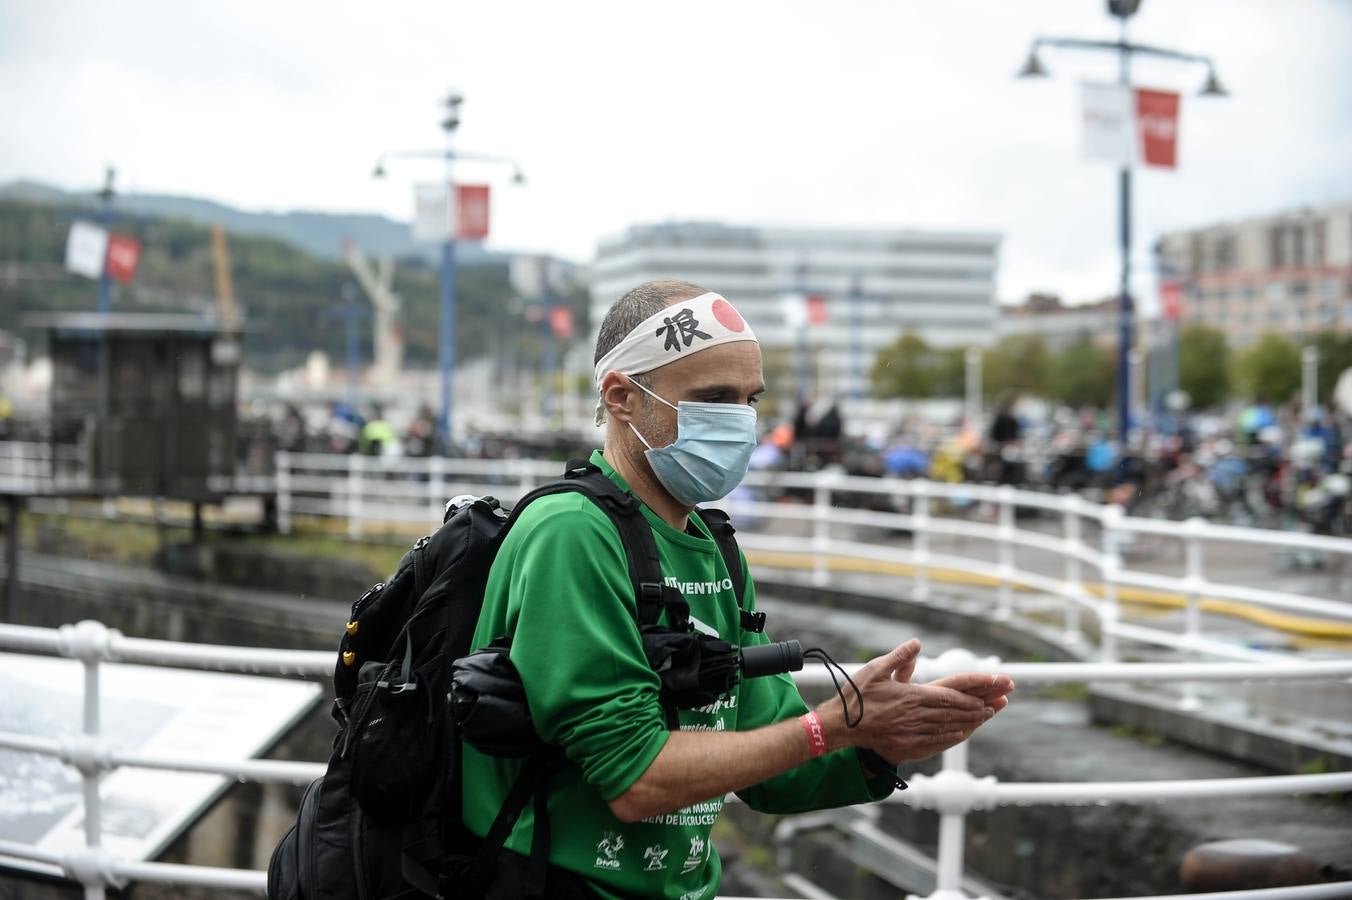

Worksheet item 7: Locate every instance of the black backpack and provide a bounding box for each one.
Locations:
[266,461,749,900]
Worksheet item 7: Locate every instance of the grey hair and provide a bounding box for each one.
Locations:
[593,280,710,384]
[592,280,707,422]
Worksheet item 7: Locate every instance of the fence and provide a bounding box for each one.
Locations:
[0,622,1349,900]
[3,449,1352,898]
[263,451,1352,665]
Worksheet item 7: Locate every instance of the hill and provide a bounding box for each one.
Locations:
[0,198,586,376]
[0,179,508,266]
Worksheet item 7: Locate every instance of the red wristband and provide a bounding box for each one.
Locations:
[799,712,828,757]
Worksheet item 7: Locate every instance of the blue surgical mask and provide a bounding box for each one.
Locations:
[627,380,758,506]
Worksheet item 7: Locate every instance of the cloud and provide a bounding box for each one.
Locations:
[0,0,1348,307]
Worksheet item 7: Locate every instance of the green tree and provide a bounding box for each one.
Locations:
[1177,325,1230,410]
[1310,331,1352,404]
[983,334,1049,398]
[1236,333,1301,405]
[871,332,935,398]
[1047,339,1115,408]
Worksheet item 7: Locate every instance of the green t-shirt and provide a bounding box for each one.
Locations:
[462,450,892,900]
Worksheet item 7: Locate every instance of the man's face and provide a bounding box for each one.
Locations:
[634,340,765,449]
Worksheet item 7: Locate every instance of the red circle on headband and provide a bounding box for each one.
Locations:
[712,298,746,333]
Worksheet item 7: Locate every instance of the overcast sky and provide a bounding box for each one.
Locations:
[3,0,1350,309]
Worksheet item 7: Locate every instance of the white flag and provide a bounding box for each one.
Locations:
[411,183,451,243]
[65,220,108,279]
[780,292,808,329]
[1080,82,1133,166]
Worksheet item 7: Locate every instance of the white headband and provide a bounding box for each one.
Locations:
[593,292,758,424]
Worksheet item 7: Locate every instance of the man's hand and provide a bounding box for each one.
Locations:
[816,639,1014,763]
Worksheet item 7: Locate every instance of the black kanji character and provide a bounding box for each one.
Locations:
[656,308,712,352]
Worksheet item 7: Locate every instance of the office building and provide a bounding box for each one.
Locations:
[590,222,1000,399]
[1156,201,1352,345]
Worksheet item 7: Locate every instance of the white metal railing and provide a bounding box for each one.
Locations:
[0,622,1349,900]
[0,439,93,494]
[255,452,1352,667]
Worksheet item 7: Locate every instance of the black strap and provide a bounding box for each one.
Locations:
[525,775,551,899]
[465,755,549,892]
[693,507,761,632]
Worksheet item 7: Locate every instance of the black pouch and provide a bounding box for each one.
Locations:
[349,631,447,824]
[641,626,740,711]
[450,638,548,758]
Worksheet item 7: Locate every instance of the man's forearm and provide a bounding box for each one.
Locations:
[609,716,819,823]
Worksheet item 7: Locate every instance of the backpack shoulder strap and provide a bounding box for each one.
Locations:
[694,506,764,634]
[506,460,668,628]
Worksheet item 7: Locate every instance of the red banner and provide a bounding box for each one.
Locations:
[105,233,142,284]
[455,184,491,241]
[548,306,575,340]
[1135,88,1180,169]
[806,293,829,326]
[1159,280,1184,321]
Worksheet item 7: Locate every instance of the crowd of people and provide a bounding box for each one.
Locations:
[772,395,1352,536]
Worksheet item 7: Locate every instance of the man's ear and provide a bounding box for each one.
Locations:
[599,372,640,424]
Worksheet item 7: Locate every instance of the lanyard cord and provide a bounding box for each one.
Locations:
[803,647,864,728]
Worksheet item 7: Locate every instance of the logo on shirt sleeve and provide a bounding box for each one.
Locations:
[643,844,669,871]
[680,835,707,874]
[594,831,625,870]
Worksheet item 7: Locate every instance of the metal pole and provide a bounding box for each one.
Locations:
[1302,345,1319,417]
[964,347,983,431]
[439,233,458,445]
[4,495,19,622]
[542,302,557,422]
[795,264,810,403]
[342,283,360,405]
[1115,20,1135,448]
[96,167,114,315]
[849,276,864,399]
[1129,346,1146,442]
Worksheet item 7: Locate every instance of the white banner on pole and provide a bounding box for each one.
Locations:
[1080,81,1133,166]
[411,183,451,243]
[780,292,808,329]
[64,220,108,279]
[509,254,549,300]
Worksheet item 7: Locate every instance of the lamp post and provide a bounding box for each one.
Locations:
[372,91,524,446]
[96,167,115,315]
[1018,0,1227,446]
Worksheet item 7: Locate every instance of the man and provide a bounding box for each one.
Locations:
[462,281,1014,899]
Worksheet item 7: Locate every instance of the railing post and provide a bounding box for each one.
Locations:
[913,487,930,602]
[1181,516,1207,711]
[1100,505,1123,663]
[58,621,117,900]
[812,474,831,587]
[347,454,363,540]
[995,486,1015,621]
[275,451,292,535]
[517,461,536,505]
[428,455,446,524]
[1061,493,1083,644]
[934,741,970,897]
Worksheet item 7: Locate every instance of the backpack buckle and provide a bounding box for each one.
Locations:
[740,610,767,634]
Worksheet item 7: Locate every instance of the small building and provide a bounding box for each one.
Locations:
[995,295,1121,351]
[35,313,240,500]
[1156,201,1352,346]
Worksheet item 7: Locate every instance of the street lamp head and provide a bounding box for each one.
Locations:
[1200,69,1229,98]
[442,89,464,135]
[1017,48,1048,78]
